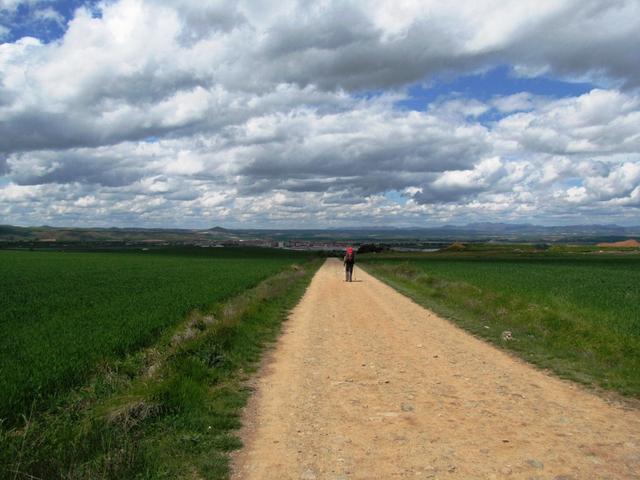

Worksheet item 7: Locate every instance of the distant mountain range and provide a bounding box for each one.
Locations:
[1,223,639,244]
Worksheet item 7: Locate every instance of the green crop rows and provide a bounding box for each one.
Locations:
[362,252,640,396]
[0,247,312,425]
[390,255,639,335]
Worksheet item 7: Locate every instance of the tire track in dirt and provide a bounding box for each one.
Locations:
[232,258,640,479]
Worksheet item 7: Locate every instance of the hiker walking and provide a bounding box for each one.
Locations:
[344,247,356,282]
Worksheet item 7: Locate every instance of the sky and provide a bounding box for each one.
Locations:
[1,0,639,228]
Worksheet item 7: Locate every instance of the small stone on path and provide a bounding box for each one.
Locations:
[301,468,317,480]
[527,458,544,469]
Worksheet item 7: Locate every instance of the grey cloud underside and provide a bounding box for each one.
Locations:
[168,0,248,41]
[12,152,143,187]
[258,13,468,92]
[239,140,488,179]
[0,112,153,152]
[507,0,640,89]
[236,172,431,197]
[0,98,278,154]
[414,184,486,204]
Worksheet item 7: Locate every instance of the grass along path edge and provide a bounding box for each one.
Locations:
[360,261,640,400]
[1,258,323,480]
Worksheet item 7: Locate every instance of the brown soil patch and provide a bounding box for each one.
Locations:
[597,239,640,248]
[231,258,640,479]
[444,241,466,251]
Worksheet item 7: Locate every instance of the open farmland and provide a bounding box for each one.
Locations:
[0,247,313,425]
[361,251,640,396]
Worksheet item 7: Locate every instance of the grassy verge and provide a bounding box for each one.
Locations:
[361,254,640,398]
[1,258,322,480]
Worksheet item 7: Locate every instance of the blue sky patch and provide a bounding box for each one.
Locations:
[1,0,101,44]
[396,65,596,112]
[384,190,407,205]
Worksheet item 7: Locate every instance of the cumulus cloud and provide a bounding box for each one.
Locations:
[581,162,640,203]
[494,89,640,156]
[414,157,506,203]
[2,0,640,151]
[0,0,639,227]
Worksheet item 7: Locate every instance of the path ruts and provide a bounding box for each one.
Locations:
[232,258,640,479]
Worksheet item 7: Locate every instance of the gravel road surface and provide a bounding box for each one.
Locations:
[232,258,640,479]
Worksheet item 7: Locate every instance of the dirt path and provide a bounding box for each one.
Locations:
[232,258,640,479]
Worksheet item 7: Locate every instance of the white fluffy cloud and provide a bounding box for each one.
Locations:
[0,0,639,227]
[494,90,640,155]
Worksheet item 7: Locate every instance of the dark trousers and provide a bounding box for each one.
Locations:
[345,262,354,282]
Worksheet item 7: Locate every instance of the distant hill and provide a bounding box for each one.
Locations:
[0,225,243,243]
[2,223,640,244]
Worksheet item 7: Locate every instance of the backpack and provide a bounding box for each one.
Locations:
[345,248,355,263]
